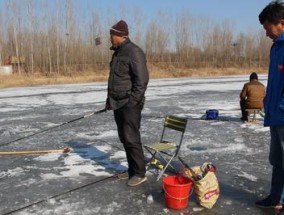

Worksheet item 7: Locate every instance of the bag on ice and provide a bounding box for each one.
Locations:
[206,109,219,120]
[183,162,220,209]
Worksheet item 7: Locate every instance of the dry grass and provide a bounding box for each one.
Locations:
[0,71,108,88]
[0,67,268,88]
[149,65,268,78]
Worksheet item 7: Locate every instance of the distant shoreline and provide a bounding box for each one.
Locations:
[0,67,267,89]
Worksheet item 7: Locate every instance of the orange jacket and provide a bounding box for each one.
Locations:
[240,80,265,109]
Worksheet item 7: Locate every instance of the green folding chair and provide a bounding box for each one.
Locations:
[144,115,188,180]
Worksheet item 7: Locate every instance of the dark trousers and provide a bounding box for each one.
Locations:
[114,102,146,178]
[240,100,248,120]
[269,126,284,204]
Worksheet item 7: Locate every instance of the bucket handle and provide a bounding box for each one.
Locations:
[163,185,193,200]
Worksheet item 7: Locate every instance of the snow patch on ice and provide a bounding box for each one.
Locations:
[120,161,128,167]
[40,173,61,180]
[59,164,110,177]
[110,151,126,159]
[32,146,126,180]
[75,130,118,140]
[224,200,233,205]
[64,153,92,166]
[210,121,226,125]
[40,122,61,128]
[16,178,37,187]
[0,167,25,178]
[1,130,14,137]
[240,123,269,133]
[182,113,203,119]
[207,143,249,153]
[20,200,113,215]
[34,154,61,162]
[193,207,204,212]
[237,171,258,182]
[40,164,110,180]
[95,145,112,152]
[254,127,270,132]
[95,130,118,138]
[73,146,111,159]
[101,202,121,213]
[0,107,31,113]
[234,138,244,143]
[188,142,251,154]
[47,198,56,205]
[231,159,250,167]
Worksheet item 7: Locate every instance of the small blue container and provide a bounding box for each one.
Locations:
[206,109,219,120]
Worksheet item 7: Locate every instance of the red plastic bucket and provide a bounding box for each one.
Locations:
[163,175,192,210]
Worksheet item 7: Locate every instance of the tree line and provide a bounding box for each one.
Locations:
[0,0,271,75]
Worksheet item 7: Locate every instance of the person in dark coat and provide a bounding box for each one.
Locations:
[105,20,149,186]
[239,72,265,121]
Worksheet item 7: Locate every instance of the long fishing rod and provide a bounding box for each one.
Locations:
[3,172,122,215]
[0,109,106,148]
[0,110,239,149]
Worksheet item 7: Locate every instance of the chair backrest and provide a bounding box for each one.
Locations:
[164,115,187,132]
[161,115,188,156]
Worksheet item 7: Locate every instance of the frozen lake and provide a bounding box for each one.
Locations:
[0,75,278,215]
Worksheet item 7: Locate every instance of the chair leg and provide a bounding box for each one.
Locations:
[148,152,157,164]
[156,154,176,181]
[144,146,155,163]
[156,152,176,170]
[145,150,159,171]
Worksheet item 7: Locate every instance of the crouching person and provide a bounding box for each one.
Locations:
[240,72,265,122]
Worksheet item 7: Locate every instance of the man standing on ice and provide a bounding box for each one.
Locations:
[105,20,149,186]
[256,0,284,210]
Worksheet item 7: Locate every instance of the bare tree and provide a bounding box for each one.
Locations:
[255,30,271,67]
[0,0,270,77]
[27,0,36,73]
[175,11,192,64]
[6,0,22,74]
[0,4,3,65]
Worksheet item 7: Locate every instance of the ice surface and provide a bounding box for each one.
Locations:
[0,75,276,215]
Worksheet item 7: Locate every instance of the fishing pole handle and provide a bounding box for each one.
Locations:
[178,156,198,180]
[84,109,106,118]
[178,156,190,168]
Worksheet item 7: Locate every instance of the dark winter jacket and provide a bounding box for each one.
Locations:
[107,38,149,110]
[264,32,284,126]
[240,80,265,109]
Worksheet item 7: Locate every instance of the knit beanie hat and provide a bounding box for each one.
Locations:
[110,20,129,37]
[250,72,258,81]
